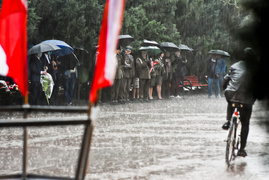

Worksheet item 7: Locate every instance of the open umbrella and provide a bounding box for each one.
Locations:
[160,42,179,52]
[28,43,61,55]
[141,39,160,47]
[118,35,134,47]
[179,44,193,51]
[139,46,162,57]
[208,49,230,57]
[42,40,74,56]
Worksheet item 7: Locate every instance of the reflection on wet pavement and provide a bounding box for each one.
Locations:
[0,95,269,179]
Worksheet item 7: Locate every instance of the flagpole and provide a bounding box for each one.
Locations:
[22,94,29,178]
[82,89,101,177]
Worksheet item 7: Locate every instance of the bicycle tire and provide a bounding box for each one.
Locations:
[225,119,236,166]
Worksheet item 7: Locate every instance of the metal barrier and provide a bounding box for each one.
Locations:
[0,105,94,180]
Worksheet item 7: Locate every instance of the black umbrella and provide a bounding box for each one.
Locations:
[28,43,60,55]
[141,39,160,47]
[179,44,193,51]
[160,42,179,52]
[208,49,230,57]
[118,35,134,47]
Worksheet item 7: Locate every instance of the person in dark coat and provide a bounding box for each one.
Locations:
[215,55,226,97]
[29,53,47,105]
[154,52,165,100]
[205,54,218,98]
[222,48,256,157]
[172,51,188,97]
[162,52,172,99]
[60,54,78,105]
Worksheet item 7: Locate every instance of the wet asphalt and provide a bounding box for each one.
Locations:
[0,94,269,179]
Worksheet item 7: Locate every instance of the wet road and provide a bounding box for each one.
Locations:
[1,95,269,179]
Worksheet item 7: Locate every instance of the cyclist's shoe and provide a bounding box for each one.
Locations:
[222,121,230,130]
[237,149,247,157]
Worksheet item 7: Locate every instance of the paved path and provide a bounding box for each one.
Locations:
[0,95,269,180]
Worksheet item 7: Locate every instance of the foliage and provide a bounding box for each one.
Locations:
[0,0,250,77]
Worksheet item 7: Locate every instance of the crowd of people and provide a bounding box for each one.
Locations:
[98,46,189,104]
[28,52,78,105]
[27,44,230,105]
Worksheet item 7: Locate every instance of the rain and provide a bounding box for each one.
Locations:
[1,0,269,180]
[1,95,269,179]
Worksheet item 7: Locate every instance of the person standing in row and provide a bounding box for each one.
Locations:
[136,50,151,102]
[111,47,125,103]
[29,53,47,105]
[149,57,157,100]
[215,54,226,97]
[121,47,134,103]
[162,52,172,99]
[154,52,165,100]
[205,54,218,98]
[172,51,188,98]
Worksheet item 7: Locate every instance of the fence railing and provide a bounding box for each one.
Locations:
[0,105,94,180]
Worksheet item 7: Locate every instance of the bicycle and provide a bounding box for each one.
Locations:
[225,103,243,166]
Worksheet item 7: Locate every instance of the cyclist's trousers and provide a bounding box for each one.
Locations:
[227,102,253,150]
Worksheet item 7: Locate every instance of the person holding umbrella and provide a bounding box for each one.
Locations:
[172,51,188,98]
[154,52,165,100]
[28,43,60,105]
[205,53,218,98]
[29,53,47,105]
[162,51,172,99]
[215,54,227,98]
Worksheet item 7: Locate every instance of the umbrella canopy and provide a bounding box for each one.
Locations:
[141,39,160,47]
[208,49,230,57]
[179,44,193,51]
[28,43,61,55]
[118,34,134,47]
[160,42,179,52]
[42,40,74,56]
[139,46,162,57]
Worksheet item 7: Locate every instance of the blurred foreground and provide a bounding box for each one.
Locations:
[0,95,269,180]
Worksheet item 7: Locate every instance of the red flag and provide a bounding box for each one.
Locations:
[0,0,28,97]
[89,0,125,103]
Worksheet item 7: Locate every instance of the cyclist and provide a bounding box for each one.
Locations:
[222,48,256,157]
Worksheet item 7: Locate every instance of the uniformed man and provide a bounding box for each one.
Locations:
[110,46,124,103]
[121,46,134,102]
[136,50,151,102]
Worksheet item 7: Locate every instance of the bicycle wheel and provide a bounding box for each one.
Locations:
[225,118,236,166]
[235,121,241,151]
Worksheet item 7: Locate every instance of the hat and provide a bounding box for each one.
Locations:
[126,46,132,52]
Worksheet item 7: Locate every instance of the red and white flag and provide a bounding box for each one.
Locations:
[0,0,28,96]
[90,0,125,103]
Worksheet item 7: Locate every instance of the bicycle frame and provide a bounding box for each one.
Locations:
[225,103,242,166]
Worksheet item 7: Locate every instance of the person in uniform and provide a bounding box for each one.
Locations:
[110,46,124,103]
[136,50,151,102]
[121,47,134,103]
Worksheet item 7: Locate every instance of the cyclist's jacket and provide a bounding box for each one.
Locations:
[223,61,255,105]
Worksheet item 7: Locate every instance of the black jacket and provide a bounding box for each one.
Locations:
[29,55,44,82]
[206,59,217,78]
